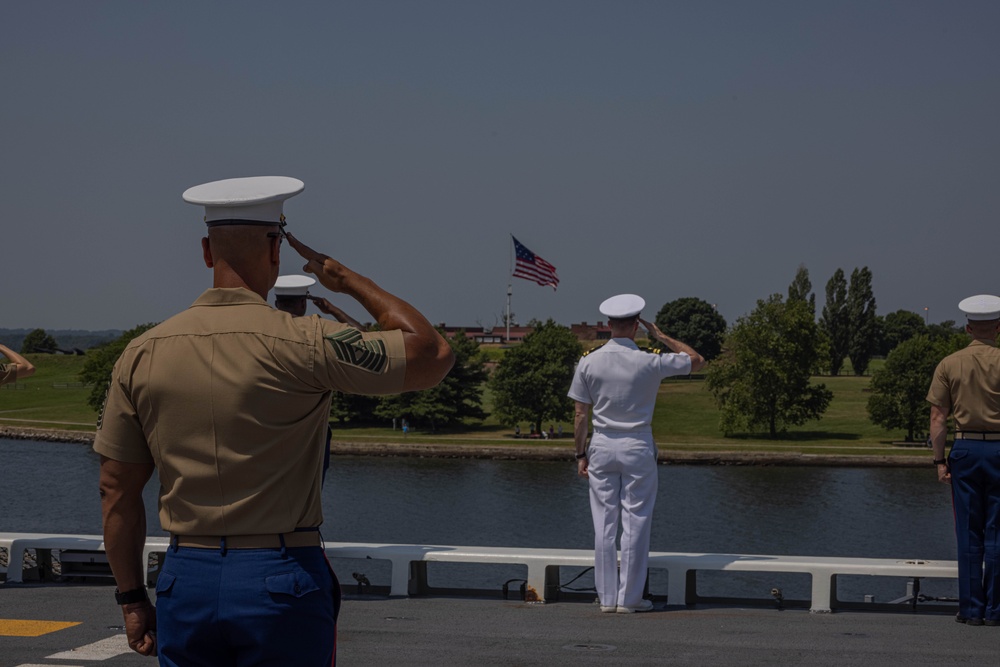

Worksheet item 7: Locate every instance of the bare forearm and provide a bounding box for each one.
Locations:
[574,406,590,455]
[656,334,705,371]
[929,405,949,460]
[339,271,454,390]
[0,344,35,378]
[99,459,152,591]
[339,271,430,334]
[103,504,147,591]
[287,232,454,390]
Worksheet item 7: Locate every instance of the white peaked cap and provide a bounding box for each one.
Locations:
[599,294,645,319]
[958,294,1000,321]
[182,176,305,226]
[273,275,316,297]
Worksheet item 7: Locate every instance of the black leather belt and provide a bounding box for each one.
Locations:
[954,432,1000,441]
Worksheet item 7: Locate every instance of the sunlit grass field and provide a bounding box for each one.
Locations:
[0,354,96,431]
[1,354,915,456]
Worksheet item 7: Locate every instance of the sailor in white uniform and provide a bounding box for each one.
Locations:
[568,294,705,613]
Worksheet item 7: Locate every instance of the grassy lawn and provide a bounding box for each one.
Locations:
[2,354,916,456]
[0,354,97,431]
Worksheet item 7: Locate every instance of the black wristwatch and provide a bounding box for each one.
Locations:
[575,452,588,459]
[933,458,948,466]
[114,587,149,605]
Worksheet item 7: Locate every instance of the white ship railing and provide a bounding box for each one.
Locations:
[0,532,958,613]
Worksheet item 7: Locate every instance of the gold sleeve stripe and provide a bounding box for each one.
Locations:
[325,328,389,373]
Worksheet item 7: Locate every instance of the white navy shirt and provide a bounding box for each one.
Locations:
[568,338,691,433]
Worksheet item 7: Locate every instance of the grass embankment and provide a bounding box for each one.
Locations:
[1,354,918,458]
[0,354,96,432]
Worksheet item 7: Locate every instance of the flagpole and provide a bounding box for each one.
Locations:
[506,235,513,343]
[506,284,512,343]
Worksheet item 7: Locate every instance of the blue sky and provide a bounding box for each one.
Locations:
[3,1,998,331]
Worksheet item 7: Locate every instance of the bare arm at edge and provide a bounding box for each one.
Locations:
[287,232,454,392]
[0,343,35,379]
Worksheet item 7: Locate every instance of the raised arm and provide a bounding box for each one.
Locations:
[0,343,36,379]
[310,296,365,330]
[287,232,454,391]
[639,319,705,372]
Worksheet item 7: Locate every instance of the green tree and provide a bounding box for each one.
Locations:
[490,319,582,433]
[375,330,489,430]
[927,319,964,342]
[706,294,833,438]
[820,268,849,375]
[787,263,816,316]
[880,310,926,356]
[847,266,877,376]
[867,335,959,441]
[79,323,158,411]
[21,328,58,354]
[654,297,727,361]
[328,392,380,424]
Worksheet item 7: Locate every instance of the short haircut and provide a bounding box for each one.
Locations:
[608,315,639,327]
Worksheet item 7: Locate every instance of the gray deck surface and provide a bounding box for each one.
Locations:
[1,584,997,666]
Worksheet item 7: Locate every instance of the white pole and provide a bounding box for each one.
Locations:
[507,235,513,343]
[506,283,512,343]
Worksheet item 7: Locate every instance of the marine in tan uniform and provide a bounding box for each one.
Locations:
[927,294,1000,627]
[95,176,453,664]
[0,343,35,386]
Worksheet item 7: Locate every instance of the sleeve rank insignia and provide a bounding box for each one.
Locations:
[325,328,388,373]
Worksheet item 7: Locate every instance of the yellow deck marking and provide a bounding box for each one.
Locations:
[0,619,81,637]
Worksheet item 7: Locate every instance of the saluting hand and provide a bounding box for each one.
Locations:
[310,297,364,329]
[286,232,353,293]
[309,296,340,316]
[639,318,664,341]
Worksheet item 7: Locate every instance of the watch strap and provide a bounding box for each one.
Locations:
[932,458,948,466]
[114,587,149,605]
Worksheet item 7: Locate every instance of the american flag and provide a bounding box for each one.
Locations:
[512,236,559,290]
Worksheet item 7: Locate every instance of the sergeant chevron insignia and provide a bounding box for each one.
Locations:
[325,328,388,373]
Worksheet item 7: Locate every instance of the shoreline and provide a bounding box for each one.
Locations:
[0,424,932,468]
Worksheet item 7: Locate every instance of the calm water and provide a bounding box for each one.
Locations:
[0,438,958,604]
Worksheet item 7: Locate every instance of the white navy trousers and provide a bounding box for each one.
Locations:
[587,429,658,608]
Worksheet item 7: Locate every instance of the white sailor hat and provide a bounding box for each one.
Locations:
[599,294,645,319]
[182,176,304,228]
[273,275,316,298]
[958,294,1000,321]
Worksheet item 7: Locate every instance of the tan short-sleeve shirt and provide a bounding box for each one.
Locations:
[93,288,406,536]
[0,363,16,386]
[926,339,1000,432]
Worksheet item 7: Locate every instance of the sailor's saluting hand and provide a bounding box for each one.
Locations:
[639,318,664,341]
[309,296,364,330]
